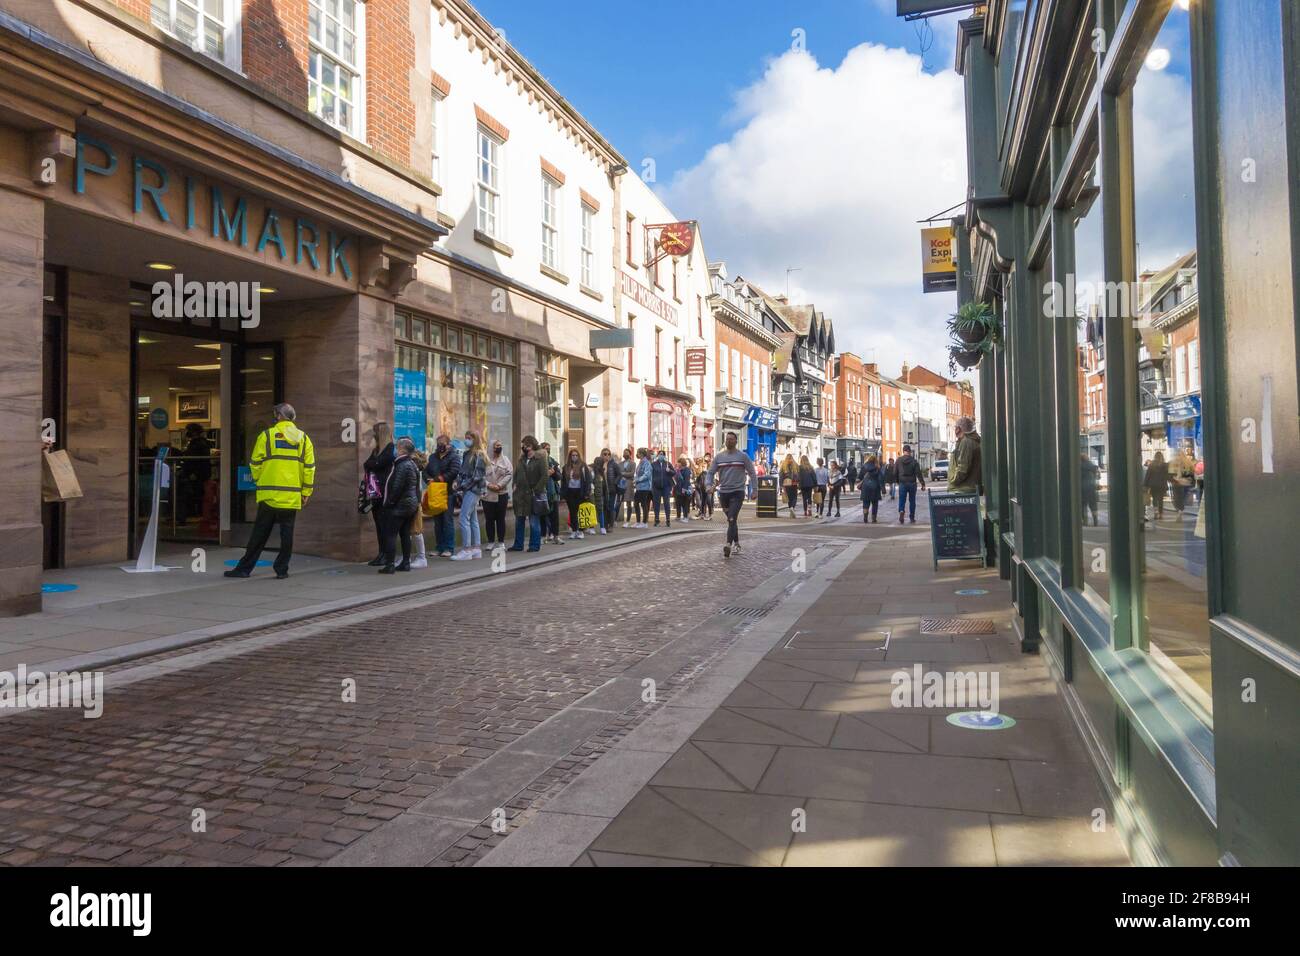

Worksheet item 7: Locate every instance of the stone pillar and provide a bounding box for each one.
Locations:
[64,271,132,566]
[249,291,393,562]
[0,189,45,615]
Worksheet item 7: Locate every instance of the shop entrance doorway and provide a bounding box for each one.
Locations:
[132,330,226,546]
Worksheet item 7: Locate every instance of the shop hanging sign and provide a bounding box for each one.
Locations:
[68,132,357,284]
[657,221,695,258]
[743,406,778,430]
[921,225,956,293]
[685,347,707,376]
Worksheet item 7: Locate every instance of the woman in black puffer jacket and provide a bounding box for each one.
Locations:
[379,437,422,573]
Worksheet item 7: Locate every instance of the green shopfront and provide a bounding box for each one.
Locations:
[951,0,1299,865]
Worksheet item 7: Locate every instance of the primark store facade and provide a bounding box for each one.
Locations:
[945,0,1298,865]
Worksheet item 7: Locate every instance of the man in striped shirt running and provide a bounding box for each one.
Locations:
[707,431,758,559]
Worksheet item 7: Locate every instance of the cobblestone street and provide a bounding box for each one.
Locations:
[0,527,831,866]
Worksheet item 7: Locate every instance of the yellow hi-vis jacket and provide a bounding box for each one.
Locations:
[249,420,315,509]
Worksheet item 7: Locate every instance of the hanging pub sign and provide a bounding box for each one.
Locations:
[921,225,956,293]
[685,347,707,376]
[796,395,814,418]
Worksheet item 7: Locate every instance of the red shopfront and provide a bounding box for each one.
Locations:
[648,395,691,460]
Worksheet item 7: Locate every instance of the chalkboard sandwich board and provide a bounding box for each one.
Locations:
[928,491,986,570]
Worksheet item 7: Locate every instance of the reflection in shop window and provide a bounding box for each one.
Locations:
[1132,5,1211,721]
[1071,158,1109,605]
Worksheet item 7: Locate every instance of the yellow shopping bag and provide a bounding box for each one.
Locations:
[577,500,598,530]
[422,481,448,517]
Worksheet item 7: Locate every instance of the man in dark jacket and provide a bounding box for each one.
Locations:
[379,438,421,573]
[650,450,674,527]
[846,460,858,493]
[883,457,898,499]
[424,434,461,557]
[895,445,926,524]
[509,435,548,552]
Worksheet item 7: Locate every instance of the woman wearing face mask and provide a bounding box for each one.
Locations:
[562,448,592,539]
[450,431,487,560]
[620,447,637,527]
[633,448,653,528]
[482,437,513,550]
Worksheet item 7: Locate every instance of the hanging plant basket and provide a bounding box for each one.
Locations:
[948,301,997,348]
[955,347,983,370]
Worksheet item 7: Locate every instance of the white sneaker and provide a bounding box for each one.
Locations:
[576,531,585,539]
[622,522,630,529]
[449,550,472,561]
[471,548,482,558]
[600,528,607,535]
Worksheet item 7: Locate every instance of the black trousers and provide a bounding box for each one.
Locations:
[675,493,691,519]
[370,503,386,554]
[382,509,414,565]
[719,491,744,545]
[236,502,297,574]
[482,496,509,543]
[564,490,585,531]
[784,487,798,510]
[828,485,842,514]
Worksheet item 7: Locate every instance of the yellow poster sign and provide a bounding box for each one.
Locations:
[921,226,956,293]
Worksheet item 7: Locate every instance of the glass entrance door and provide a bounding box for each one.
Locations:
[231,343,282,545]
[133,330,225,546]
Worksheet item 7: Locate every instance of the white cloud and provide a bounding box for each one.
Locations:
[663,42,968,381]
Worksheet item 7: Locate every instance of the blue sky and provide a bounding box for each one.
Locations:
[471,0,971,379]
[473,0,961,181]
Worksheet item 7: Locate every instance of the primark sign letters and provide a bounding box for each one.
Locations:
[72,133,355,281]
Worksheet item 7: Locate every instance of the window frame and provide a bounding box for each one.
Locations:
[540,173,562,271]
[151,0,243,71]
[580,202,596,289]
[476,126,504,239]
[306,0,365,139]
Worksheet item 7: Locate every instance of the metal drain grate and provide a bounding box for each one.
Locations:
[720,605,773,619]
[920,617,997,635]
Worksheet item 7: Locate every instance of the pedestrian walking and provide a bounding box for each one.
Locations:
[828,460,846,517]
[895,445,925,523]
[562,448,592,539]
[225,403,315,579]
[846,459,858,493]
[709,431,757,558]
[673,456,694,522]
[779,453,799,517]
[1080,454,1100,527]
[948,416,983,494]
[1144,451,1169,522]
[508,435,547,552]
[1170,443,1196,518]
[651,449,674,527]
[633,448,653,528]
[860,454,884,523]
[449,431,486,561]
[798,455,816,516]
[378,437,421,573]
[482,438,513,549]
[883,457,898,499]
[814,458,829,517]
[424,433,461,557]
[362,422,395,566]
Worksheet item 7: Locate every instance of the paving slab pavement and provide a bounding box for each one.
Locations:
[476,527,1131,868]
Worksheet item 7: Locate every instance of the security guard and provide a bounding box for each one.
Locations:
[225,402,315,579]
